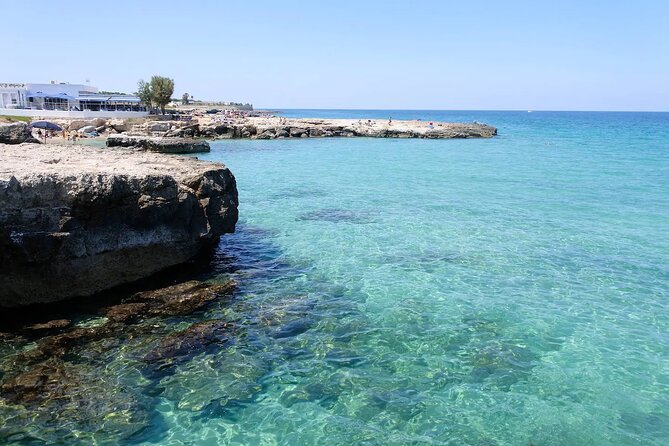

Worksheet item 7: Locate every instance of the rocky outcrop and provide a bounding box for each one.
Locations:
[106,135,210,153]
[42,116,497,142]
[78,125,96,134]
[108,118,128,133]
[0,143,238,307]
[0,122,38,144]
[147,121,170,132]
[200,118,497,140]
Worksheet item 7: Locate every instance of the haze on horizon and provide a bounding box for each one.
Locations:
[2,0,668,111]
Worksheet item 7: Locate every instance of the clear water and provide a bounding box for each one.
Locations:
[185,110,669,445]
[4,111,669,445]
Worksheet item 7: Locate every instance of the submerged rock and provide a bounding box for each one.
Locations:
[134,280,236,316]
[20,326,115,363]
[0,358,151,443]
[0,358,75,405]
[105,280,236,321]
[298,208,373,224]
[144,319,232,364]
[105,302,151,323]
[24,319,72,334]
[3,279,234,368]
[0,144,238,307]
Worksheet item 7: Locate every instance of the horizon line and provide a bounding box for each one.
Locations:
[255,107,669,113]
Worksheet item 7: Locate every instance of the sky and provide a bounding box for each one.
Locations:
[2,0,668,111]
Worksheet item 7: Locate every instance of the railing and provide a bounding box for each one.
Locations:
[5,101,147,112]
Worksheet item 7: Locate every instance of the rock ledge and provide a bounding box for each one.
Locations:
[106,135,210,153]
[0,143,238,307]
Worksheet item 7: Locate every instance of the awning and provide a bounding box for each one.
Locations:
[78,95,141,103]
[27,92,76,100]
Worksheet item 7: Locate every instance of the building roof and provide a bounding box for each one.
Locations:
[27,92,77,100]
[77,94,141,102]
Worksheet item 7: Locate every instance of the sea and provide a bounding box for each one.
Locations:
[1,110,668,445]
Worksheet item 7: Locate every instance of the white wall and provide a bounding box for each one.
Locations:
[0,109,148,119]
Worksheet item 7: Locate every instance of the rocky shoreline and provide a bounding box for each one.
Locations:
[164,116,498,140]
[0,143,238,307]
[3,114,497,146]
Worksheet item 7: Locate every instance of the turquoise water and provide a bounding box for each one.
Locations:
[178,110,668,445]
[2,111,669,445]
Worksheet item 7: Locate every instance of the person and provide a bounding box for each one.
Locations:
[428,122,434,129]
[388,116,392,126]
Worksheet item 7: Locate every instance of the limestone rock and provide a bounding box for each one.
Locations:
[78,125,96,134]
[68,120,89,131]
[109,119,127,132]
[147,121,170,132]
[106,135,210,154]
[0,122,36,144]
[91,118,106,127]
[0,144,238,307]
[290,127,307,137]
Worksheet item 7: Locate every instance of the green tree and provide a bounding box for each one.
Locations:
[181,93,190,105]
[136,79,153,112]
[150,76,175,115]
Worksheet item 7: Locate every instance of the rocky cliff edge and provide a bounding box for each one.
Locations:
[0,143,238,307]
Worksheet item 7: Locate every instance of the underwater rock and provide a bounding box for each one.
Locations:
[133,280,236,316]
[0,358,75,405]
[104,280,236,322]
[143,319,232,364]
[21,326,116,363]
[297,208,373,224]
[24,319,72,333]
[0,358,150,443]
[272,318,314,339]
[6,280,235,366]
[105,302,151,323]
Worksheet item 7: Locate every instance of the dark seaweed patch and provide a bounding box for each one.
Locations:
[297,208,374,224]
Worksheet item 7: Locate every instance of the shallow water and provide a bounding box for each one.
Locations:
[2,111,669,445]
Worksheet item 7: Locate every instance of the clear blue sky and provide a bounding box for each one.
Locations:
[2,0,668,111]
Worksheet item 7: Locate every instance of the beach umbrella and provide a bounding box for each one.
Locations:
[31,121,63,131]
[30,121,63,143]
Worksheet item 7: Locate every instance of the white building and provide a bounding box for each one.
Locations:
[0,81,148,118]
